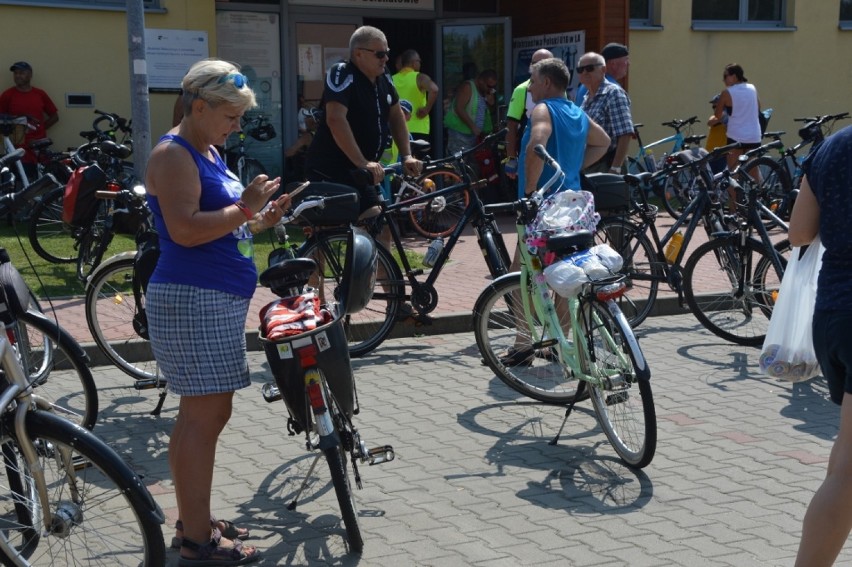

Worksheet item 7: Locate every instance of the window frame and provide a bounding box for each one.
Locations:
[0,0,164,12]
[691,0,794,31]
[630,0,663,29]
[841,0,852,29]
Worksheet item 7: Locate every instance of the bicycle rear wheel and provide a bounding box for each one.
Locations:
[579,298,656,468]
[300,233,402,357]
[323,441,363,552]
[405,168,469,239]
[85,256,161,382]
[0,410,165,566]
[742,156,793,228]
[27,187,75,264]
[683,236,785,346]
[13,309,98,430]
[473,273,582,404]
[594,217,661,327]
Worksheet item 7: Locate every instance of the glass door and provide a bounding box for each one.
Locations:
[435,17,511,157]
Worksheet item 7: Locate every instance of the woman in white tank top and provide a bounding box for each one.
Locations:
[708,63,762,171]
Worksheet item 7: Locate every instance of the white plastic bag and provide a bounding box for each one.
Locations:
[759,237,824,382]
[543,244,624,297]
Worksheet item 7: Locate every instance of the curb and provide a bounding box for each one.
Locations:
[74,295,685,369]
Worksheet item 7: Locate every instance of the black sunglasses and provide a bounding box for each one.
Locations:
[358,47,390,60]
[576,63,603,74]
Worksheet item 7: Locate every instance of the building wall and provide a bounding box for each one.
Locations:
[0,1,217,153]
[628,1,852,149]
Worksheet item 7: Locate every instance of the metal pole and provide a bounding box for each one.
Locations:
[126,0,151,182]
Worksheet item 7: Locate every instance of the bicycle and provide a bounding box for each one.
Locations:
[753,112,850,221]
[0,213,165,566]
[473,144,656,469]
[224,112,274,187]
[258,198,394,552]
[278,129,512,357]
[27,112,136,268]
[603,142,788,345]
[0,149,98,431]
[625,117,705,219]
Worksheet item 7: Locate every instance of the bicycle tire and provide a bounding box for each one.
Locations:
[85,256,161,382]
[0,410,165,566]
[76,217,113,283]
[742,156,793,228]
[323,442,363,552]
[594,217,661,327]
[239,157,266,187]
[473,273,582,404]
[683,236,786,347]
[661,166,702,220]
[27,187,75,264]
[579,298,656,468]
[406,168,469,239]
[300,233,402,358]
[16,309,98,430]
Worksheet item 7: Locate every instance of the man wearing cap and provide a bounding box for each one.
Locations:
[574,43,629,107]
[0,61,59,176]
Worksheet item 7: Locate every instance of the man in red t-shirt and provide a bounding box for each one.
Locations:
[0,61,59,175]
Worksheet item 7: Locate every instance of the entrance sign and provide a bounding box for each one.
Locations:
[512,30,585,96]
[144,29,209,91]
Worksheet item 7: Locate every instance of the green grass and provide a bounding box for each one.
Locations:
[1,222,423,300]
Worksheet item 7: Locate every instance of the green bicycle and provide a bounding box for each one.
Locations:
[473,145,656,469]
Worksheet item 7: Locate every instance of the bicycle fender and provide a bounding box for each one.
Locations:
[84,251,137,290]
[604,299,651,382]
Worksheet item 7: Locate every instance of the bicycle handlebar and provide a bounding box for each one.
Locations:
[661,116,699,130]
[0,148,25,169]
[793,112,850,124]
[276,193,358,226]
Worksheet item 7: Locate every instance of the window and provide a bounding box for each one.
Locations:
[842,0,852,22]
[692,0,787,27]
[630,0,660,27]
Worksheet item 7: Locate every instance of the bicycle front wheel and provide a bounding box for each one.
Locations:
[16,309,98,430]
[85,256,161,382]
[323,442,363,552]
[27,187,75,264]
[0,410,165,566]
[76,220,112,283]
[300,234,402,357]
[594,218,661,327]
[406,168,469,239]
[683,236,785,346]
[473,273,582,404]
[579,298,656,468]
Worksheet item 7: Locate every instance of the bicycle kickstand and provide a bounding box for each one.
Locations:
[287,453,323,511]
[548,381,587,446]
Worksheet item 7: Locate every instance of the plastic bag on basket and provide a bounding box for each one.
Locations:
[527,190,600,253]
[759,237,824,382]
[543,244,624,297]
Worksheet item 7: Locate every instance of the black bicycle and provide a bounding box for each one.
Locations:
[276,130,512,357]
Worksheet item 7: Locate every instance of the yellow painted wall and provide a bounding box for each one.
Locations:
[629,1,852,153]
[0,1,217,154]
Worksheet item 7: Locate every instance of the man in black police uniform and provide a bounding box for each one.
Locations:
[305,25,421,219]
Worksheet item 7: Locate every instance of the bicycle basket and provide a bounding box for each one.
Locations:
[291,181,360,225]
[526,190,600,257]
[259,313,355,433]
[249,123,276,142]
[62,164,106,227]
[580,173,631,213]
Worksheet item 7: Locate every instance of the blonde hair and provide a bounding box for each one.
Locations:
[181,58,256,116]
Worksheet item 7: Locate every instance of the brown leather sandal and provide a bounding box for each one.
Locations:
[177,528,261,566]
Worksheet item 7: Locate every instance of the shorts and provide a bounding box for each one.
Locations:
[726,137,761,150]
[147,282,251,397]
[812,309,852,405]
[306,168,382,215]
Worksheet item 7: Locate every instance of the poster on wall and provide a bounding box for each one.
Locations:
[298,44,323,81]
[323,48,349,74]
[144,29,209,91]
[216,11,283,179]
[512,30,585,97]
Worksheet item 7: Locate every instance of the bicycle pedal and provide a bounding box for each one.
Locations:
[134,378,164,391]
[72,455,92,471]
[261,382,282,403]
[367,445,395,465]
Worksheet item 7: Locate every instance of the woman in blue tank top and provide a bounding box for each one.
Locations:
[145,58,290,565]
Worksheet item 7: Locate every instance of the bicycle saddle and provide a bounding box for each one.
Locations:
[99,140,132,160]
[545,231,595,255]
[259,258,317,297]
